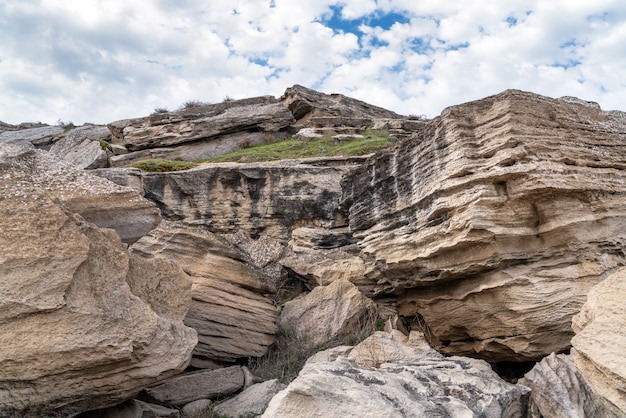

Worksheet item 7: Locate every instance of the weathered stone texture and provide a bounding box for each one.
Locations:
[572,267,626,414]
[0,144,196,417]
[141,158,363,243]
[262,331,530,417]
[108,96,294,151]
[342,89,626,361]
[131,223,278,362]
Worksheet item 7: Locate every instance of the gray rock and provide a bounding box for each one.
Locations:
[49,128,109,169]
[262,331,530,417]
[81,400,181,418]
[520,352,623,418]
[214,379,286,418]
[181,399,212,417]
[0,125,65,146]
[142,366,245,406]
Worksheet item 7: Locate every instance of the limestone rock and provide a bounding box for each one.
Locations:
[140,158,363,243]
[342,89,626,361]
[0,144,160,243]
[49,125,111,169]
[261,331,530,418]
[214,379,286,418]
[0,124,65,147]
[108,96,294,151]
[280,84,402,125]
[520,352,623,418]
[142,366,245,406]
[93,167,145,195]
[572,267,626,413]
[278,279,377,348]
[0,147,196,417]
[131,223,278,362]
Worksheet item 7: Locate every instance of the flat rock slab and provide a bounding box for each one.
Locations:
[142,366,245,406]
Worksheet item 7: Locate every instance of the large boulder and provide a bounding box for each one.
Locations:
[131,222,278,362]
[0,124,65,147]
[278,278,377,348]
[261,331,530,417]
[342,90,626,361]
[0,145,196,417]
[520,352,623,418]
[572,267,626,413]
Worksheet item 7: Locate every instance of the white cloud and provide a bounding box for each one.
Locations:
[0,0,625,124]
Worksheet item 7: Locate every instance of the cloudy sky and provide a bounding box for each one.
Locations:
[1,0,625,125]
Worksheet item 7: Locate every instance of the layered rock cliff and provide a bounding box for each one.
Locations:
[342,89,626,362]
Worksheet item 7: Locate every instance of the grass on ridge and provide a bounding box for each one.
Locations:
[202,130,395,163]
[129,159,199,172]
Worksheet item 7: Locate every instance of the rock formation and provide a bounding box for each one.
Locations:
[140,157,365,242]
[130,222,278,362]
[342,89,626,362]
[0,144,196,417]
[262,331,530,417]
[572,266,626,413]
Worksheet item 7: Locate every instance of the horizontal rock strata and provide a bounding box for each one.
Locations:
[141,157,366,242]
[342,89,626,361]
[131,222,278,362]
[108,96,295,151]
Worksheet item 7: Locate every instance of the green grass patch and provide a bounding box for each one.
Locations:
[129,159,199,172]
[202,130,394,163]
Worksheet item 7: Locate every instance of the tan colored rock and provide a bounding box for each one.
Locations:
[0,144,160,244]
[262,331,530,418]
[108,96,294,151]
[131,223,278,362]
[572,267,626,413]
[278,279,377,348]
[520,352,623,418]
[81,399,182,418]
[142,366,245,406]
[342,89,626,361]
[0,146,196,417]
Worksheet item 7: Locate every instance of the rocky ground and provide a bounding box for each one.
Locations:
[1,85,625,417]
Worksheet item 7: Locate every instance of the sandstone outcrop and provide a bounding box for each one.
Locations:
[278,278,377,348]
[342,89,626,362]
[0,124,65,147]
[0,144,160,243]
[140,157,365,242]
[214,379,286,418]
[0,144,196,417]
[261,331,530,417]
[572,267,626,413]
[520,352,623,418]
[130,222,278,362]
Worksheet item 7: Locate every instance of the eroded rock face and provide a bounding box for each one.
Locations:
[48,125,111,169]
[342,89,626,361]
[0,144,160,244]
[141,158,364,243]
[0,144,196,417]
[572,267,626,414]
[520,352,623,418]
[108,96,295,152]
[131,222,278,362]
[261,331,530,417]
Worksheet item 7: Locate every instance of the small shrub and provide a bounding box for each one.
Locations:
[99,140,112,151]
[222,96,234,102]
[151,107,169,115]
[56,119,75,130]
[128,159,198,172]
[178,99,210,110]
